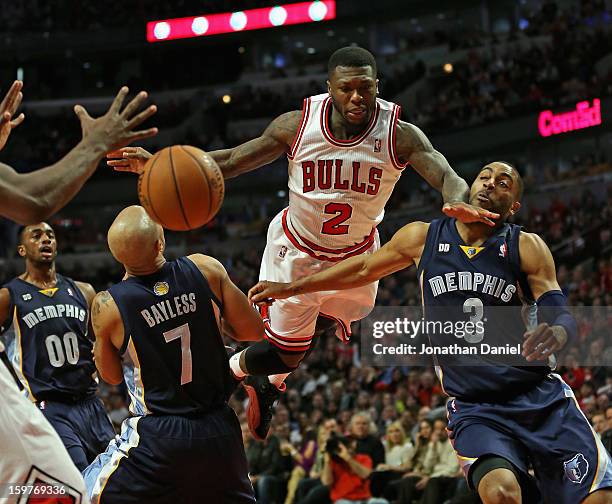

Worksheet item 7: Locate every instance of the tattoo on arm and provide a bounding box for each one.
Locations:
[395,121,469,204]
[91,291,111,331]
[210,110,301,179]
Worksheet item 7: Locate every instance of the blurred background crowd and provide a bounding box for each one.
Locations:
[0,0,611,502]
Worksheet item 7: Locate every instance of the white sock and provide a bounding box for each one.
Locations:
[269,373,290,390]
[229,351,247,379]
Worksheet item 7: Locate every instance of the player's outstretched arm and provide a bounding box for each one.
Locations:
[91,291,124,385]
[107,110,301,179]
[0,87,157,225]
[249,222,429,304]
[395,121,499,226]
[519,232,576,362]
[187,254,264,341]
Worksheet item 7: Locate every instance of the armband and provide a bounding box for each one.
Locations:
[536,290,577,347]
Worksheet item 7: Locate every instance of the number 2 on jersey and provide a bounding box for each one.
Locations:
[163,323,193,385]
[321,202,352,235]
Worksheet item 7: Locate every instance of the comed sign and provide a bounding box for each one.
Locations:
[538,99,601,137]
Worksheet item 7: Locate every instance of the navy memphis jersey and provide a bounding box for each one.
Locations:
[108,256,233,417]
[2,274,96,401]
[417,217,549,401]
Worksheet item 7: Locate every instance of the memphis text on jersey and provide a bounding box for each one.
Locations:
[140,293,197,328]
[428,271,517,302]
[21,303,86,329]
[301,160,382,194]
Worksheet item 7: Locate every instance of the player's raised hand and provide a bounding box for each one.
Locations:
[74,86,158,154]
[248,281,295,305]
[442,202,499,227]
[522,322,567,362]
[106,147,152,175]
[0,80,26,151]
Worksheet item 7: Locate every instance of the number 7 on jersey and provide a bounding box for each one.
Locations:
[163,323,193,385]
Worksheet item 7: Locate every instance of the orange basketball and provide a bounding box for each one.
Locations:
[138,145,224,231]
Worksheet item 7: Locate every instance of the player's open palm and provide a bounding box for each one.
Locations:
[248,281,294,305]
[74,86,158,154]
[106,146,152,174]
[442,202,499,227]
[0,80,25,151]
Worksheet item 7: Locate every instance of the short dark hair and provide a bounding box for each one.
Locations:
[16,223,53,245]
[17,225,27,245]
[327,46,377,77]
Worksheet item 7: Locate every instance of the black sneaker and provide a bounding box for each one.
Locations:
[243,375,281,441]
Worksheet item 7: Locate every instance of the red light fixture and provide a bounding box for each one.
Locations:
[146,1,336,42]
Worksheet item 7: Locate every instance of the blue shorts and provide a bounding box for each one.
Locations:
[447,374,612,504]
[83,405,255,504]
[39,395,115,471]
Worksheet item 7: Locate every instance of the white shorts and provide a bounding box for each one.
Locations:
[259,209,379,352]
[0,349,86,503]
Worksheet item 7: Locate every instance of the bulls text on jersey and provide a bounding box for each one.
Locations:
[301,160,382,195]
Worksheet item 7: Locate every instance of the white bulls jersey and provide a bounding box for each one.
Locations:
[285,93,405,260]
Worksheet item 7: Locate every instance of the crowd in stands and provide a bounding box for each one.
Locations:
[1,2,610,170]
[412,11,612,133]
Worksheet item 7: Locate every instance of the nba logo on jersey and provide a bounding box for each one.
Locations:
[154,282,169,296]
[499,243,507,258]
[374,138,381,152]
[563,453,589,484]
[67,287,74,297]
[278,246,288,259]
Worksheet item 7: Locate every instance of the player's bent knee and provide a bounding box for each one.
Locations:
[244,340,304,374]
[478,468,522,504]
[278,351,306,369]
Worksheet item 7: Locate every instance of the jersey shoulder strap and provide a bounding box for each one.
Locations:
[179,256,223,315]
[418,217,447,273]
[507,224,535,302]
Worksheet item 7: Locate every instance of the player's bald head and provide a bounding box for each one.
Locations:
[108,206,164,270]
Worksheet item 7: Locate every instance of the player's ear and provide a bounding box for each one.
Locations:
[509,201,521,216]
[376,79,380,95]
[326,80,332,95]
[17,244,26,258]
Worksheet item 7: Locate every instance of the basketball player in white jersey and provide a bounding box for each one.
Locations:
[0,80,157,502]
[107,46,499,439]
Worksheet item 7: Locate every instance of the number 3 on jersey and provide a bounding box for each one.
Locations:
[321,202,352,235]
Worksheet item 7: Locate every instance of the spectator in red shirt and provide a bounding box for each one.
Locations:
[561,354,586,390]
[416,371,442,407]
[321,435,385,504]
